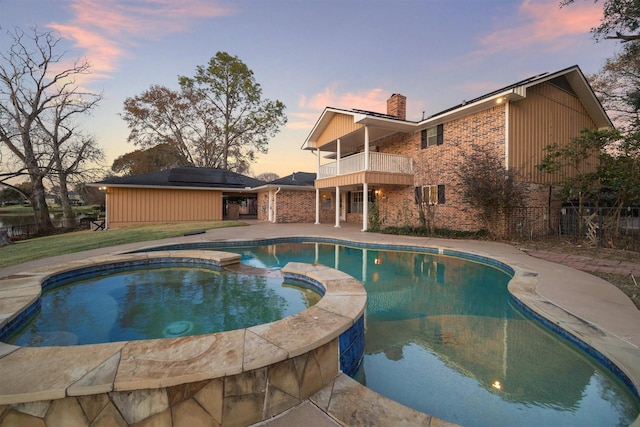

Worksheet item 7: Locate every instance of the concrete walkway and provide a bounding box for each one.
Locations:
[1,221,639,426]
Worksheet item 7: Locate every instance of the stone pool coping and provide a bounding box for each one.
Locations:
[0,251,366,421]
[134,235,640,426]
[0,222,638,426]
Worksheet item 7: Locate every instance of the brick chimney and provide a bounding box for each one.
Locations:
[387,93,406,120]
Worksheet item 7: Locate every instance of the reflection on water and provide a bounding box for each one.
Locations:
[218,242,639,427]
[0,213,35,228]
[8,265,320,346]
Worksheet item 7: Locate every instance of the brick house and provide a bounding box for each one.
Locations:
[255,172,321,223]
[302,65,612,234]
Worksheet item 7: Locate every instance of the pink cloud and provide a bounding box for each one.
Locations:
[476,0,602,54]
[290,87,391,130]
[47,0,236,83]
[300,87,388,112]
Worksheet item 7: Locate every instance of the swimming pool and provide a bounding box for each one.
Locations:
[147,240,639,427]
[6,263,321,346]
[0,250,367,426]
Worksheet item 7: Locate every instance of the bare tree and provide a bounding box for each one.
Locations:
[456,143,530,238]
[0,28,102,232]
[37,89,103,221]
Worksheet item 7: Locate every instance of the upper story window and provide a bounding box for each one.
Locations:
[421,124,444,149]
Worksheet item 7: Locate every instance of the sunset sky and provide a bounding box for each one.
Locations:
[0,0,618,178]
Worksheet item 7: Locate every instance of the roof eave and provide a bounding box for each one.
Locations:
[418,90,525,128]
[302,107,348,150]
[87,183,257,192]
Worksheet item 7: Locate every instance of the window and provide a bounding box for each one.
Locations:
[415,185,445,205]
[321,192,332,209]
[350,191,375,213]
[420,124,444,148]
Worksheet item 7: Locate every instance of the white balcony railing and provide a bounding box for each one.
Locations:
[318,152,413,179]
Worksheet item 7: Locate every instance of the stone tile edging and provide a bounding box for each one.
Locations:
[506,265,640,406]
[0,252,366,427]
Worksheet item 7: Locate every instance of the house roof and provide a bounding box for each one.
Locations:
[268,172,316,186]
[422,65,611,129]
[91,167,266,191]
[302,107,416,152]
[302,65,612,153]
[252,172,317,191]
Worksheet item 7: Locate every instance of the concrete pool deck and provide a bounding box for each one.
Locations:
[0,220,639,426]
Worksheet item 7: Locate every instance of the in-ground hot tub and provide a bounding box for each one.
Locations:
[0,251,366,426]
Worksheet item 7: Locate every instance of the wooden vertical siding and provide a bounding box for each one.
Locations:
[316,113,363,148]
[108,187,223,227]
[509,81,598,184]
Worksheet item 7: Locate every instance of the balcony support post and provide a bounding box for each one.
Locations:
[336,138,341,175]
[364,126,369,171]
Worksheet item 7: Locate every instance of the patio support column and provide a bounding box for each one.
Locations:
[362,182,368,231]
[335,139,341,228]
[336,138,341,175]
[364,126,369,170]
[335,186,341,228]
[315,188,320,224]
[268,189,273,222]
[315,149,320,224]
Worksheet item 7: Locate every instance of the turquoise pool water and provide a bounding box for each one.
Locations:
[209,241,639,427]
[7,263,320,346]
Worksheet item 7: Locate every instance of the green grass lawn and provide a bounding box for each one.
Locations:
[0,221,246,269]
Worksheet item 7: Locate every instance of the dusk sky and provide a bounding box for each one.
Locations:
[1,0,618,178]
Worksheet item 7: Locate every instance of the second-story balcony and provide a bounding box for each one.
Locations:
[316,152,413,188]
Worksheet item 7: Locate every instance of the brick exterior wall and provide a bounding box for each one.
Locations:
[257,192,269,221]
[305,96,582,236]
[368,106,507,231]
[257,189,333,223]
[346,105,562,235]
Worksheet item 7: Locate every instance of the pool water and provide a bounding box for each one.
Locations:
[8,264,321,346]
[215,242,639,427]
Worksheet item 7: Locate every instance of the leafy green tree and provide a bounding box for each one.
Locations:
[255,172,279,182]
[562,0,640,42]
[74,182,105,206]
[179,52,287,172]
[122,52,287,173]
[538,128,620,233]
[112,143,190,175]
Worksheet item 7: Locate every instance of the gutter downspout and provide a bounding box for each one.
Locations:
[273,187,281,223]
[504,100,510,171]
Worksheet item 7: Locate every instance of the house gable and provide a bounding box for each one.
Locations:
[509,80,598,184]
[316,112,364,149]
